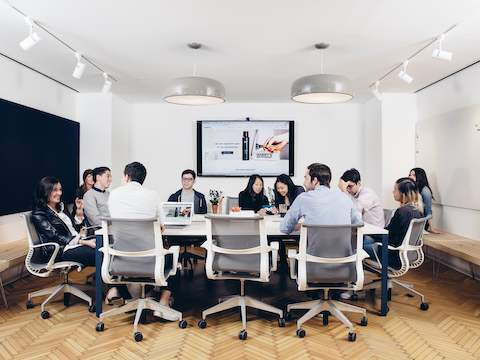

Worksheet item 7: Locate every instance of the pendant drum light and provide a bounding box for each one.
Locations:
[164,43,225,105]
[291,43,353,104]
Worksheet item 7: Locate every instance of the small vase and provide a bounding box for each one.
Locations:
[212,204,219,214]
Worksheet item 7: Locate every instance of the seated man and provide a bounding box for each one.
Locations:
[281,163,362,234]
[108,162,173,312]
[168,169,207,214]
[83,166,112,227]
[338,168,385,228]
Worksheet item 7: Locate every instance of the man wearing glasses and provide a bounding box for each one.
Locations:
[168,169,207,214]
[338,168,384,228]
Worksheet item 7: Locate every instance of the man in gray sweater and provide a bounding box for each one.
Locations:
[83,166,112,226]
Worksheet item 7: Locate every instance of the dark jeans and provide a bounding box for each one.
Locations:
[61,245,96,266]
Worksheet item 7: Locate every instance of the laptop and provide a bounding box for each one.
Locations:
[160,201,194,227]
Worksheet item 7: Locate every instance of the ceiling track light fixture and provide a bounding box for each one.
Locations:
[371,81,382,101]
[19,16,40,51]
[369,23,457,96]
[398,60,414,84]
[102,72,112,93]
[72,52,86,79]
[164,42,226,105]
[7,2,116,91]
[291,43,353,104]
[432,33,453,61]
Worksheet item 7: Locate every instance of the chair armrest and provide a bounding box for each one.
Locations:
[165,246,180,274]
[269,241,279,272]
[100,248,162,258]
[30,242,61,270]
[287,249,298,279]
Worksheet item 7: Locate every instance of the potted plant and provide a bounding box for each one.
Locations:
[209,189,223,214]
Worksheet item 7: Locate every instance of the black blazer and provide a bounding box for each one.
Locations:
[238,190,269,212]
[31,205,76,262]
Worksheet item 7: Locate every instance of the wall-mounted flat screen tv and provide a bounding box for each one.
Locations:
[197,120,294,177]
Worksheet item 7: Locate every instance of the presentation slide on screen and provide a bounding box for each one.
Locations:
[201,121,291,176]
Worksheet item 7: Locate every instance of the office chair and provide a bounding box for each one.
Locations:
[363,216,430,310]
[286,224,368,341]
[96,217,186,342]
[197,214,284,340]
[383,208,395,227]
[23,212,93,319]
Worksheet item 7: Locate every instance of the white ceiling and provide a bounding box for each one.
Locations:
[1,0,480,103]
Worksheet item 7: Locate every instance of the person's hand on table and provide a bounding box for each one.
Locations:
[258,208,267,216]
[271,207,279,215]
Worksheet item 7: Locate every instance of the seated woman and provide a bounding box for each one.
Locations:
[273,174,304,213]
[363,177,422,269]
[409,167,439,233]
[238,174,269,214]
[31,176,96,267]
[76,169,94,199]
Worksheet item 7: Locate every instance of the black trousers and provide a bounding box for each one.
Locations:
[61,245,96,266]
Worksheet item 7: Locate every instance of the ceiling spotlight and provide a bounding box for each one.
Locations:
[372,81,382,101]
[102,72,112,93]
[72,53,86,79]
[19,17,41,51]
[398,60,413,84]
[432,34,453,61]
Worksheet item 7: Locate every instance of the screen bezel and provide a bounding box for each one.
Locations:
[196,120,294,177]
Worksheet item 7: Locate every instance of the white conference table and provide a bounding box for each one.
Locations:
[162,214,388,237]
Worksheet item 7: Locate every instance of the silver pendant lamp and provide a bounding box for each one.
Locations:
[164,43,225,105]
[291,43,353,104]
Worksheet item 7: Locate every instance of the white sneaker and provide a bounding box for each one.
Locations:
[340,291,353,300]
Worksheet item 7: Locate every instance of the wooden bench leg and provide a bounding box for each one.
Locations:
[0,275,8,308]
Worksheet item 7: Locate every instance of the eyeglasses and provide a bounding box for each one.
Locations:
[182,177,194,181]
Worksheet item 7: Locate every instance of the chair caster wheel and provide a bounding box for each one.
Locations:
[238,330,247,340]
[96,322,104,332]
[360,316,368,326]
[285,312,292,321]
[321,311,329,326]
[278,318,286,327]
[26,300,34,309]
[348,332,357,342]
[198,319,207,329]
[420,302,429,311]
[178,320,188,329]
[296,328,306,338]
[41,311,50,319]
[134,332,143,342]
[89,304,96,313]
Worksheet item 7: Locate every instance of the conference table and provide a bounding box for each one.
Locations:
[95,215,389,317]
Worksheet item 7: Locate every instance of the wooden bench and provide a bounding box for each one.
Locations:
[0,238,29,307]
[423,232,480,279]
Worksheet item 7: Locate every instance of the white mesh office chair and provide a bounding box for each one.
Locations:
[96,218,185,342]
[197,214,284,340]
[286,224,368,341]
[383,208,395,227]
[363,216,430,310]
[23,212,93,319]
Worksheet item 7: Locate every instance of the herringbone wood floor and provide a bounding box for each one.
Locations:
[1,259,479,360]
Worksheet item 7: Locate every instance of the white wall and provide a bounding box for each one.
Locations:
[111,96,132,187]
[130,103,365,203]
[381,93,418,209]
[417,63,480,239]
[0,55,77,242]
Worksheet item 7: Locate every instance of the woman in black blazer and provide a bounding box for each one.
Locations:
[238,174,269,213]
[273,174,304,211]
[31,176,95,266]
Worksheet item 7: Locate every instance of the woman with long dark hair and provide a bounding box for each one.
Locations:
[31,176,96,266]
[363,177,423,269]
[409,167,438,233]
[273,174,304,211]
[238,174,269,213]
[76,169,94,198]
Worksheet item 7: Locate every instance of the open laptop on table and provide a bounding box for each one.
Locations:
[160,201,194,227]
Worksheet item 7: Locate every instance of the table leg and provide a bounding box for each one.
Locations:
[95,234,103,318]
[380,234,389,316]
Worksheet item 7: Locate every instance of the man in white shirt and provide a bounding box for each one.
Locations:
[338,168,385,228]
[108,162,171,310]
